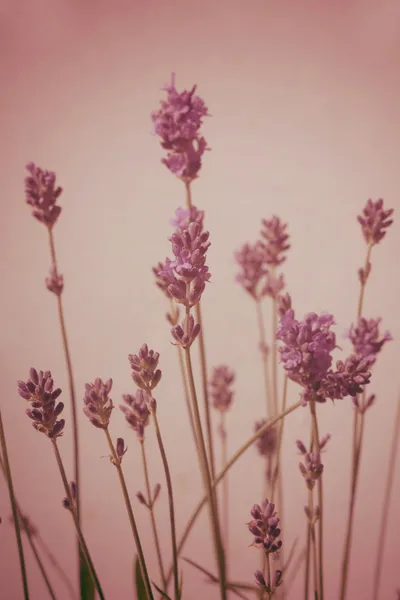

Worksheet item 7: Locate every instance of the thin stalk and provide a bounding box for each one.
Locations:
[256,299,272,416]
[304,517,311,600]
[165,400,302,585]
[140,442,167,591]
[310,401,323,600]
[184,341,227,600]
[103,429,153,600]
[51,440,105,600]
[266,553,272,599]
[35,534,76,599]
[309,490,318,600]
[372,392,400,600]
[0,411,30,600]
[28,535,58,600]
[220,412,229,551]
[150,406,180,600]
[340,243,373,599]
[271,293,279,418]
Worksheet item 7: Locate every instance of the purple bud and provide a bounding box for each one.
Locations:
[296,439,307,454]
[136,491,149,507]
[153,483,161,504]
[254,570,266,588]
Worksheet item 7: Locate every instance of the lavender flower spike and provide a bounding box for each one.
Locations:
[83,378,113,429]
[254,419,277,457]
[120,390,150,442]
[171,315,201,349]
[347,317,392,365]
[209,365,235,412]
[260,215,290,266]
[128,345,162,391]
[24,163,62,228]
[235,241,268,300]
[151,74,210,180]
[358,198,394,245]
[248,499,283,555]
[17,368,65,439]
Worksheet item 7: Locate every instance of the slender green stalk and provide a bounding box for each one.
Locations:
[309,489,318,600]
[35,534,76,599]
[51,440,105,600]
[184,339,227,600]
[271,291,279,418]
[103,429,153,600]
[149,404,180,600]
[0,410,30,600]
[165,400,302,584]
[256,299,272,416]
[140,442,167,591]
[310,401,323,600]
[304,522,311,600]
[372,392,400,600]
[220,412,229,551]
[28,534,58,600]
[266,553,272,599]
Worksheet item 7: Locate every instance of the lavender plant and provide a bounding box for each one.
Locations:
[1,73,399,600]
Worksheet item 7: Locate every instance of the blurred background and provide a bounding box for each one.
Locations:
[0,0,399,598]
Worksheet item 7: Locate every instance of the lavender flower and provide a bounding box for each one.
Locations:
[151,73,210,180]
[62,481,77,510]
[120,390,150,442]
[260,216,290,266]
[277,309,372,403]
[83,378,113,429]
[296,436,330,490]
[277,292,292,317]
[254,569,283,592]
[24,163,62,228]
[128,345,162,391]
[45,267,64,296]
[358,198,394,245]
[353,393,376,414]
[262,272,285,299]
[209,365,235,412]
[17,369,65,439]
[152,260,172,298]
[254,420,277,457]
[235,242,268,300]
[171,315,201,349]
[171,205,204,232]
[347,317,392,365]
[248,499,282,555]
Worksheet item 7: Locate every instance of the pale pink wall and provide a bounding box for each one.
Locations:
[0,0,399,598]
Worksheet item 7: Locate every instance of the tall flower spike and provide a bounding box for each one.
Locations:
[83,378,113,429]
[254,420,277,457]
[24,163,62,228]
[248,499,283,555]
[296,436,330,490]
[235,241,268,300]
[357,198,394,245]
[120,390,150,442]
[151,73,210,180]
[128,345,162,391]
[171,315,201,349]
[260,216,290,266]
[45,266,64,296]
[346,317,392,365]
[209,365,235,412]
[17,368,65,439]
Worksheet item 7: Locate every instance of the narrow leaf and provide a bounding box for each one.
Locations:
[80,546,95,600]
[135,556,147,600]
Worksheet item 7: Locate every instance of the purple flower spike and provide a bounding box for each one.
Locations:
[45,266,64,296]
[128,345,162,391]
[297,436,330,490]
[347,317,392,365]
[171,206,205,232]
[83,378,113,429]
[24,163,62,228]
[254,420,277,457]
[235,242,268,300]
[248,498,283,555]
[210,365,235,412]
[358,198,394,245]
[120,390,150,442]
[17,369,64,439]
[260,216,290,266]
[151,74,210,181]
[171,315,201,349]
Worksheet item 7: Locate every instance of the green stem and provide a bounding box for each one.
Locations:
[309,401,323,600]
[103,429,153,600]
[150,406,180,600]
[36,534,76,599]
[140,442,167,592]
[51,440,105,600]
[309,489,318,600]
[0,410,30,600]
[256,299,272,417]
[165,400,302,584]
[371,392,400,600]
[304,518,311,600]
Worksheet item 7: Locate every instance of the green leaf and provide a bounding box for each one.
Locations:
[135,556,147,600]
[80,546,95,600]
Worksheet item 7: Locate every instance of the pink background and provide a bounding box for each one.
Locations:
[1,0,399,598]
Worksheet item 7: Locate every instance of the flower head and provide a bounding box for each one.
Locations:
[254,420,277,457]
[83,378,113,429]
[235,242,268,300]
[17,368,64,439]
[24,163,62,228]
[129,345,162,391]
[358,198,394,245]
[171,315,201,349]
[120,390,151,442]
[210,365,235,412]
[260,216,290,266]
[347,317,392,365]
[151,74,210,180]
[171,206,205,232]
[296,436,330,490]
[248,499,282,555]
[45,267,64,296]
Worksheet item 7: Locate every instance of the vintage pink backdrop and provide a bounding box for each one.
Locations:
[1,0,399,598]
